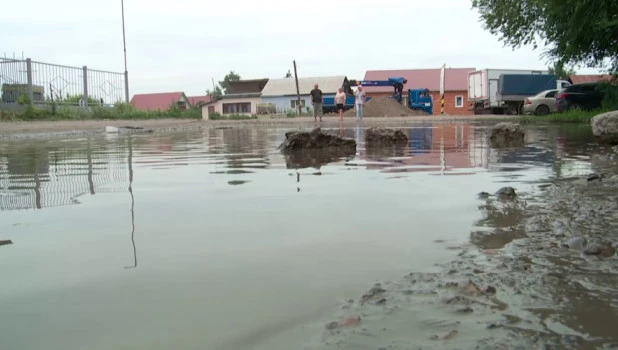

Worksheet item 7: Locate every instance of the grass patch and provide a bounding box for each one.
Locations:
[0,103,202,121]
[208,112,257,120]
[518,110,605,124]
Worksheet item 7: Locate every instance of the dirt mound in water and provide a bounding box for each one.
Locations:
[343,96,427,118]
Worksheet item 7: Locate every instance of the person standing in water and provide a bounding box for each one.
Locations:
[354,85,366,121]
[334,87,346,121]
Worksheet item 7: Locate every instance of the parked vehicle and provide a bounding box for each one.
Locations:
[523,89,558,115]
[468,69,571,115]
[408,88,433,114]
[555,82,617,112]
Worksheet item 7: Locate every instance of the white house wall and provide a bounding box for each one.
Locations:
[261,95,335,114]
[201,97,262,120]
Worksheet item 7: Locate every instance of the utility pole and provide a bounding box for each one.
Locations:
[293,60,301,115]
[121,0,130,103]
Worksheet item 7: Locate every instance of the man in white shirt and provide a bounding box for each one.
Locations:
[354,85,366,121]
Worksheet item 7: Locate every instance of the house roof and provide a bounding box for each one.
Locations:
[261,75,348,97]
[569,74,614,84]
[130,92,187,110]
[363,68,475,93]
[186,95,213,106]
[221,92,262,99]
[227,79,269,94]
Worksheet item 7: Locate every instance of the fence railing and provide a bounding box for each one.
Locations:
[0,57,127,106]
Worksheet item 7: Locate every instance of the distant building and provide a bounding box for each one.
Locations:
[363,68,475,115]
[260,75,349,114]
[569,74,615,84]
[201,79,269,120]
[186,95,213,108]
[130,92,190,111]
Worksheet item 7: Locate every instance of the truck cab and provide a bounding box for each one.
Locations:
[408,88,433,114]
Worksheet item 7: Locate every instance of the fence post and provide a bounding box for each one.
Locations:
[26,58,33,102]
[83,66,89,107]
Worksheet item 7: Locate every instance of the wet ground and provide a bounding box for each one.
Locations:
[0,122,616,349]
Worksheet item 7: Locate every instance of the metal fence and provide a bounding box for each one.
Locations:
[0,57,127,106]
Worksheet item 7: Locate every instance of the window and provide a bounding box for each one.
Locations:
[455,95,464,108]
[545,90,557,98]
[290,99,306,108]
[222,102,251,114]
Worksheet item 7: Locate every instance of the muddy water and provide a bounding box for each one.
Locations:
[0,123,615,349]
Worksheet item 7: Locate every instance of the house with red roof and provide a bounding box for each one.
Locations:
[363,68,476,115]
[130,92,191,111]
[569,74,615,84]
[186,95,213,108]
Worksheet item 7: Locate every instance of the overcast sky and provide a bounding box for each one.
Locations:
[2,0,602,98]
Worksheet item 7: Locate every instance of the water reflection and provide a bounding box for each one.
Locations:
[0,123,607,350]
[125,137,137,269]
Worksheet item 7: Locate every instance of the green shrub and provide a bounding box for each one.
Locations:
[208,112,256,120]
[519,110,600,124]
[285,109,296,118]
[1,103,203,121]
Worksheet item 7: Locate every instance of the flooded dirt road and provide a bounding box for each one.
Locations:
[0,122,616,349]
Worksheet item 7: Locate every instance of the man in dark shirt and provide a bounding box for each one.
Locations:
[310,83,323,122]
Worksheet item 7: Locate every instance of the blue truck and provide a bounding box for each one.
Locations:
[322,77,433,114]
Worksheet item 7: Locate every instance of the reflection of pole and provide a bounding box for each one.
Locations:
[87,141,95,195]
[125,136,137,269]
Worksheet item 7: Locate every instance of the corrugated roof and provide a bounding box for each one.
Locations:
[261,76,347,97]
[569,75,614,84]
[130,92,187,111]
[363,68,474,93]
[227,79,269,94]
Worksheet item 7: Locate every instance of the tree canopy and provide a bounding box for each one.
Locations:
[218,71,241,94]
[206,86,222,99]
[471,0,618,71]
[548,61,576,80]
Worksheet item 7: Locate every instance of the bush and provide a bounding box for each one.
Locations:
[285,109,296,118]
[0,103,203,121]
[519,110,600,124]
[208,112,256,120]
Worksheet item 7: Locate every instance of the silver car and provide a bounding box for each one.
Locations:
[523,89,558,115]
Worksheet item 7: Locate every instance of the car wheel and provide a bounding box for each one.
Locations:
[568,104,582,112]
[535,105,550,116]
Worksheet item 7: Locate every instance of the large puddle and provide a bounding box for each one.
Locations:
[0,122,616,349]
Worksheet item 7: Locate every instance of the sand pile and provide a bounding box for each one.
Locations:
[343,96,427,118]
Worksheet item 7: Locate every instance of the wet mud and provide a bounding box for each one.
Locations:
[316,148,618,349]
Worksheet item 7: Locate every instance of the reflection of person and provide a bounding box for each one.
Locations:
[334,88,346,121]
[310,83,323,122]
[354,86,366,121]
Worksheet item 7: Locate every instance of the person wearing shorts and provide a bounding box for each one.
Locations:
[310,84,323,122]
[334,87,346,121]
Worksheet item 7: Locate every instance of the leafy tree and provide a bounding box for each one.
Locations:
[218,71,241,94]
[471,0,618,71]
[548,61,577,80]
[206,86,223,99]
